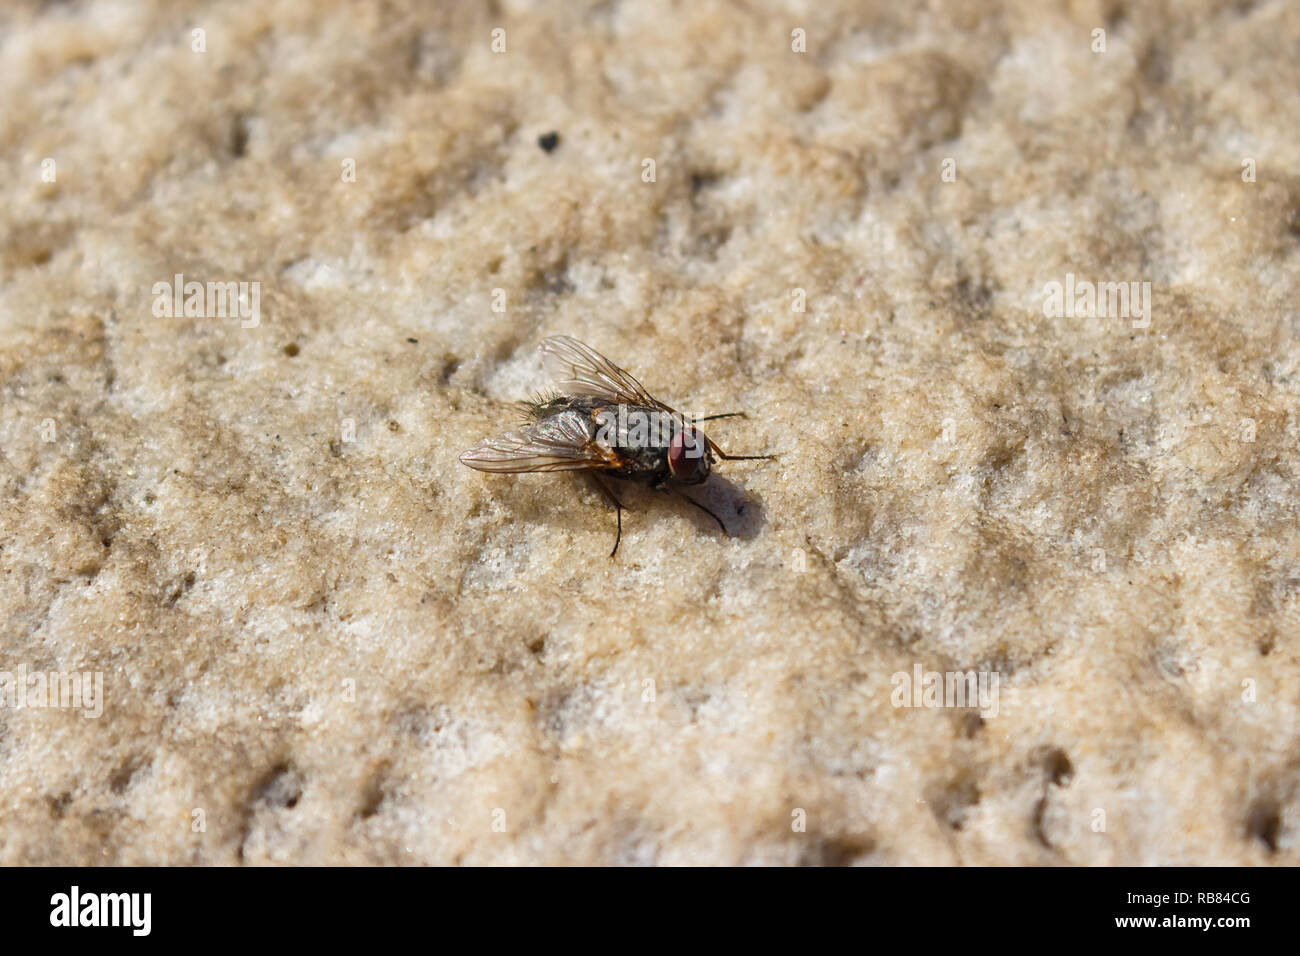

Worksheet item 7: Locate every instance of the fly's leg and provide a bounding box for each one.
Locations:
[671,488,729,537]
[689,413,776,459]
[706,437,777,461]
[588,473,624,558]
[714,451,776,460]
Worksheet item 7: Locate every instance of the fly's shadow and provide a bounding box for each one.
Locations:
[664,473,766,541]
[582,472,768,556]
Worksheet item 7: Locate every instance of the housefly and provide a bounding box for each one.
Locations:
[459,335,774,556]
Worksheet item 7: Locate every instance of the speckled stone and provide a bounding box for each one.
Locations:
[0,0,1297,864]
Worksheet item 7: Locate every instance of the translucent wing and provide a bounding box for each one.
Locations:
[539,335,677,414]
[459,409,613,473]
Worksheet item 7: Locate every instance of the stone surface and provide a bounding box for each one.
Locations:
[1,0,1297,865]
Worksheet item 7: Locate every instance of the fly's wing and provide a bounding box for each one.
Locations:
[459,409,614,473]
[539,335,679,415]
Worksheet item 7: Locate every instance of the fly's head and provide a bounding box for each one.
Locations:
[667,424,711,485]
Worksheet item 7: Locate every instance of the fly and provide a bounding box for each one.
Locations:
[459,335,774,556]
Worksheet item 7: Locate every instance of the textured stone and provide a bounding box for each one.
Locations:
[0,0,1297,864]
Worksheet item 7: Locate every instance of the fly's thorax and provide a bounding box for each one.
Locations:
[592,403,683,453]
[587,404,711,483]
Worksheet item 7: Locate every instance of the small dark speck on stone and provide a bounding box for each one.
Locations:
[283,342,300,357]
[538,131,560,153]
[406,337,418,344]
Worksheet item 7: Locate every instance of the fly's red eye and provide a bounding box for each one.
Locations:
[668,428,706,482]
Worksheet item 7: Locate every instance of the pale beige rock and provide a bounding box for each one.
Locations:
[0,0,1297,865]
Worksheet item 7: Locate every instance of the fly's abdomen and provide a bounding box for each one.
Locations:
[534,407,599,446]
